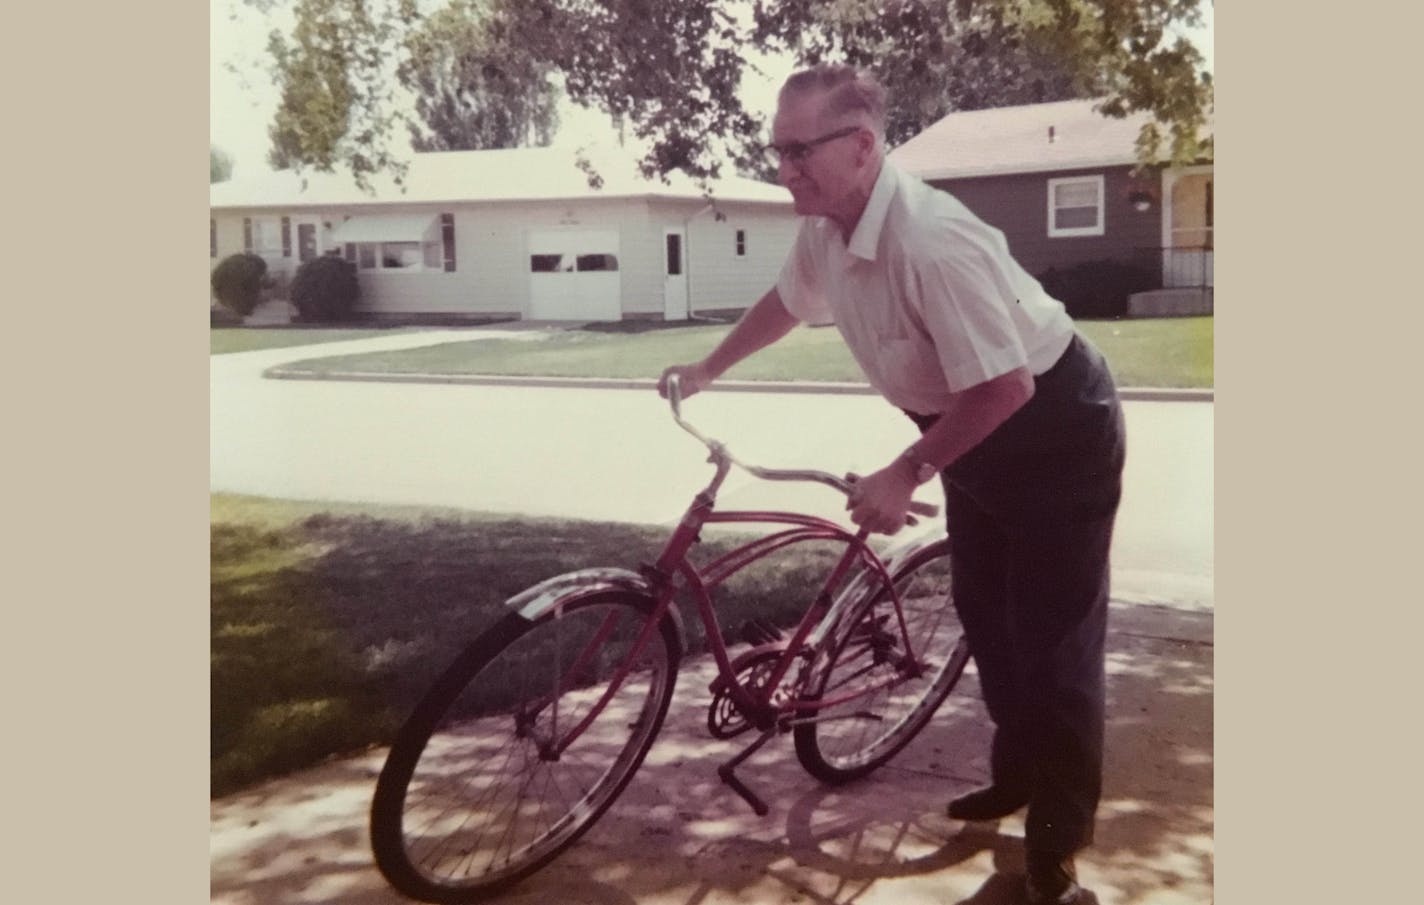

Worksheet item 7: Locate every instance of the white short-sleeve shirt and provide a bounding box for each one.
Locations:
[776,161,1074,415]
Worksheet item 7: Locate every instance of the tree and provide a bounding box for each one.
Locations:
[400,0,561,151]
[753,1,1111,148]
[211,145,234,183]
[246,0,1211,190]
[265,0,420,189]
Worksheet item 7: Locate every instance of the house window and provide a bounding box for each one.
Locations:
[210,219,217,258]
[246,216,286,257]
[576,254,618,272]
[735,229,746,257]
[666,234,682,275]
[1047,176,1105,237]
[332,213,449,272]
[530,253,619,273]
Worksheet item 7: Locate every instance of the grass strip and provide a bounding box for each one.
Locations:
[211,493,852,796]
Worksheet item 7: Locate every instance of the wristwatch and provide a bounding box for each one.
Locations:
[898,448,939,485]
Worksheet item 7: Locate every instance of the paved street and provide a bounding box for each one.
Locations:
[210,330,1212,608]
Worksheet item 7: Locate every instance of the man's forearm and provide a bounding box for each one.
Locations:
[902,368,1035,476]
[701,288,800,379]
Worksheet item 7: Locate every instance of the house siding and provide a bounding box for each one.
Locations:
[675,203,800,315]
[212,195,796,320]
[927,166,1163,284]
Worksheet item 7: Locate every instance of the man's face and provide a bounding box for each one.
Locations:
[770,89,867,218]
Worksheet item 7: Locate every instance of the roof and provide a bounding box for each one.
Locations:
[888,98,1167,181]
[209,145,791,210]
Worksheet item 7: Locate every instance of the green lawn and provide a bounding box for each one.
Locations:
[269,316,1213,388]
[211,493,846,797]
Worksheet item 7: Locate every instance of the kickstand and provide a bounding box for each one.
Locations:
[716,727,776,816]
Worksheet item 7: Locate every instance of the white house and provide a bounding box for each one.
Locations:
[209,146,799,323]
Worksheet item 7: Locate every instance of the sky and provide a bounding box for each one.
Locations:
[210,0,1213,180]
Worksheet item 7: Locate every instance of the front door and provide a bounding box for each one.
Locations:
[663,229,688,320]
[297,223,319,262]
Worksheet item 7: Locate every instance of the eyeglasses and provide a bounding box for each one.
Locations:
[761,126,863,168]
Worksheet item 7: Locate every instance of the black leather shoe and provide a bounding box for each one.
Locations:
[946,785,1031,820]
[1024,852,1083,905]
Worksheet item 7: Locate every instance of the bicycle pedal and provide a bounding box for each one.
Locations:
[739,618,785,646]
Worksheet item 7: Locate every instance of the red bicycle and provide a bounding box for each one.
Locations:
[370,376,970,903]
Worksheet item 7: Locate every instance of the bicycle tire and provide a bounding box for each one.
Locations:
[370,591,679,903]
[793,538,970,783]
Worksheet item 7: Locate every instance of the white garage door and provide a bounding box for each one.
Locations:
[528,229,622,321]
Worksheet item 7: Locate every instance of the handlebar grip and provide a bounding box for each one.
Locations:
[666,373,684,417]
[909,500,939,518]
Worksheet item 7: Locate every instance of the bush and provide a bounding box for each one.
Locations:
[1037,259,1156,319]
[210,304,244,327]
[210,253,268,317]
[290,255,360,323]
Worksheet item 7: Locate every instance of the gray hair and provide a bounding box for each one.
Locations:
[780,65,887,134]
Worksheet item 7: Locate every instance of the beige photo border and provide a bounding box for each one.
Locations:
[12,2,1396,902]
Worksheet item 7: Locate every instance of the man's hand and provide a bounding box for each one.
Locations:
[845,460,918,535]
[658,362,714,400]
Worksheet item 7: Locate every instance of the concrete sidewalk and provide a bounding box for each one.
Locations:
[210,601,1212,905]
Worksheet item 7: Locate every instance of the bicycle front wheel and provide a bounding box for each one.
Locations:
[794,538,970,783]
[370,591,679,903]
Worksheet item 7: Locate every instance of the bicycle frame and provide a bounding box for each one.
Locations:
[502,376,943,810]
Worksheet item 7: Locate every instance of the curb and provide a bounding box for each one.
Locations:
[262,367,1212,403]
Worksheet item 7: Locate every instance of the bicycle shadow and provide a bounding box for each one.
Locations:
[211,602,1210,905]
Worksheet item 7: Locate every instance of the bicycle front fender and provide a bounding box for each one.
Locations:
[505,568,688,651]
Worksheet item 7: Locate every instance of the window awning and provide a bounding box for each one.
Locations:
[330,213,438,244]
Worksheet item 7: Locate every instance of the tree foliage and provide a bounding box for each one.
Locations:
[211,145,234,183]
[399,0,561,151]
[248,0,1211,191]
[265,0,419,188]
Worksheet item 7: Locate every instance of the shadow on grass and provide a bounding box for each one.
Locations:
[211,605,1210,905]
[211,512,845,797]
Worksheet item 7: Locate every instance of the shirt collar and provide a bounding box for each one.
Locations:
[845,160,899,262]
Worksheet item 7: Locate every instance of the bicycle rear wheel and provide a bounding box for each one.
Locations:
[370,591,679,903]
[794,538,969,783]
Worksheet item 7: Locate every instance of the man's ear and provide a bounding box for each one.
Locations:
[857,128,877,166]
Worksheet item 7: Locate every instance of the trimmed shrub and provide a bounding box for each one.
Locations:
[1037,259,1156,320]
[290,255,360,323]
[210,253,268,317]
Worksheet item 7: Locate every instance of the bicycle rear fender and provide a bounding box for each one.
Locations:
[808,531,948,648]
[506,567,688,651]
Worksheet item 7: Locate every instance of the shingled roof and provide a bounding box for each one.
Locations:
[887,98,1158,181]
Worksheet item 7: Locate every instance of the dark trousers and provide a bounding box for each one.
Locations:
[905,333,1126,856]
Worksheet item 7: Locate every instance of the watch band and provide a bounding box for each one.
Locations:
[899,448,940,485]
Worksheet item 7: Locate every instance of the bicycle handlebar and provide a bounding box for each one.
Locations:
[665,374,939,520]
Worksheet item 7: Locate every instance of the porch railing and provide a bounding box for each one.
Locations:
[1135,246,1214,289]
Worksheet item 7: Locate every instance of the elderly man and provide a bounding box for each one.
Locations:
[659,65,1125,905]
